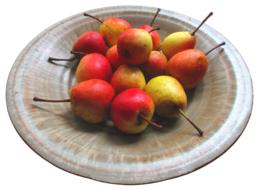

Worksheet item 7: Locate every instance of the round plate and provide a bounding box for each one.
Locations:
[6,6,253,184]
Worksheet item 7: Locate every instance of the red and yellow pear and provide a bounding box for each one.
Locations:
[84,13,132,46]
[117,28,153,65]
[166,42,225,89]
[139,8,161,50]
[111,88,161,134]
[141,50,167,78]
[105,45,123,69]
[75,53,112,82]
[33,79,115,124]
[111,64,146,93]
[161,12,213,59]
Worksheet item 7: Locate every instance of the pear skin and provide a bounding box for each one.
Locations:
[70,79,115,123]
[139,24,161,50]
[111,88,154,134]
[75,53,112,82]
[161,31,196,59]
[141,50,168,78]
[72,31,107,55]
[111,64,146,93]
[106,45,123,69]
[145,76,187,117]
[166,49,208,89]
[100,17,132,46]
[117,28,153,65]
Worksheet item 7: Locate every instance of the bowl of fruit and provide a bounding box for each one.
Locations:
[6,6,253,184]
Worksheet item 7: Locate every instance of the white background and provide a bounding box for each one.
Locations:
[0,0,259,189]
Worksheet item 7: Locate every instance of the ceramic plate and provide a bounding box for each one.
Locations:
[6,6,253,184]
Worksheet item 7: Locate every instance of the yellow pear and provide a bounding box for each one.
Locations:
[144,75,187,117]
[145,75,203,136]
[161,32,196,59]
[161,12,213,59]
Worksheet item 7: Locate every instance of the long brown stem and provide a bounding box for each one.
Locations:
[139,113,162,129]
[48,55,76,62]
[178,109,203,136]
[149,27,160,33]
[83,13,103,24]
[33,97,70,103]
[83,12,116,33]
[191,12,213,36]
[206,42,226,55]
[47,50,86,66]
[150,8,161,26]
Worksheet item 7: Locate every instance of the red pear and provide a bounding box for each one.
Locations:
[142,50,167,78]
[166,42,225,89]
[84,13,132,46]
[139,8,161,50]
[48,31,107,65]
[33,79,115,123]
[111,88,161,134]
[72,31,107,55]
[75,53,112,82]
[105,45,123,69]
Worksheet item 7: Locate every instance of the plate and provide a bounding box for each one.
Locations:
[6,6,253,184]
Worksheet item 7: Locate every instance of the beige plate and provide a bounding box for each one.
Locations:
[6,6,253,184]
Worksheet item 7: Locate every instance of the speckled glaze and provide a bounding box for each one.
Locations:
[6,6,253,184]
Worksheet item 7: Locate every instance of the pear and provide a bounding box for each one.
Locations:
[161,12,213,59]
[166,42,225,89]
[111,64,146,93]
[145,76,187,117]
[83,13,132,46]
[117,28,153,65]
[141,50,168,78]
[75,53,112,83]
[139,8,161,50]
[48,31,107,66]
[145,76,203,136]
[33,79,115,124]
[106,45,123,69]
[111,88,161,134]
[161,31,196,59]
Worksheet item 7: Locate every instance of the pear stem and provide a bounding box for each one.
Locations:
[149,27,160,33]
[206,42,226,55]
[191,12,213,36]
[83,13,103,24]
[150,8,161,26]
[178,109,203,136]
[139,113,162,129]
[70,50,86,57]
[48,50,86,66]
[33,97,70,103]
[48,55,76,63]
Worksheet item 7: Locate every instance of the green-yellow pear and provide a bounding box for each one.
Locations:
[161,12,213,59]
[145,76,187,117]
[162,32,196,59]
[145,75,203,136]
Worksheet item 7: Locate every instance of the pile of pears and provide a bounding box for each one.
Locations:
[34,9,225,136]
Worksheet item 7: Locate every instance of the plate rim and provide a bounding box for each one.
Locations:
[6,5,254,184]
